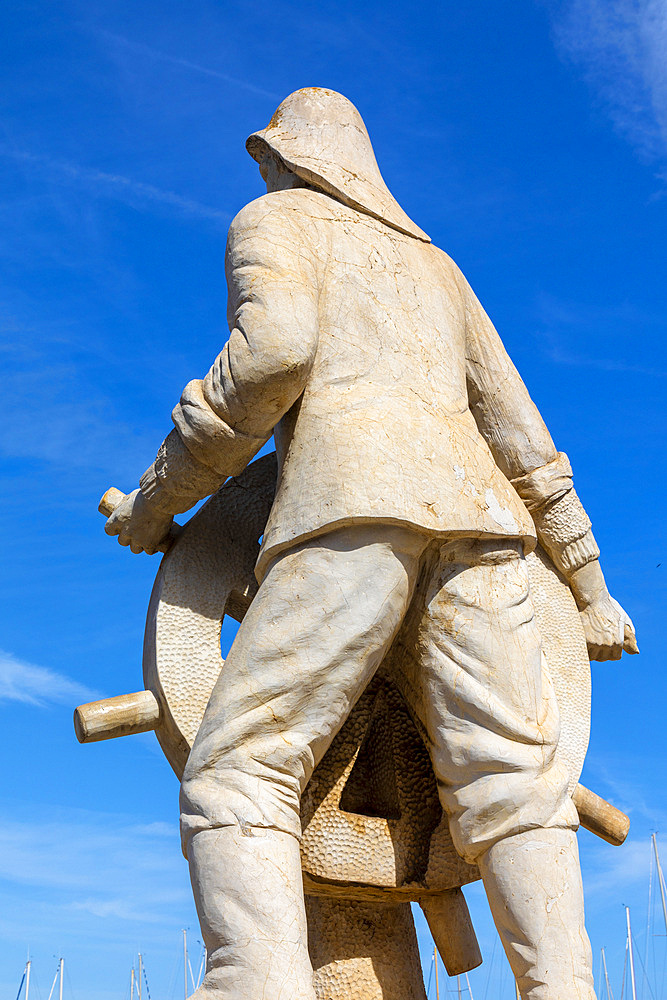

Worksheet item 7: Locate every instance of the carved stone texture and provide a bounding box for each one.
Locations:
[142,454,276,777]
[306,898,427,1000]
[140,453,593,997]
[300,671,475,896]
[523,544,591,794]
[143,455,590,805]
[99,88,637,1000]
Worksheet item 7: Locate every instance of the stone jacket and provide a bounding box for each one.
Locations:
[170,187,561,580]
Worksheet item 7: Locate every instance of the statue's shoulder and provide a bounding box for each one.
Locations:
[427,241,462,276]
[421,241,468,298]
[229,189,327,242]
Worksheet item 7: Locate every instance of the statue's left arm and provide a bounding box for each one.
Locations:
[104,199,319,555]
[462,275,638,661]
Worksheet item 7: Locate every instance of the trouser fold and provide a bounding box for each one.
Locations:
[180,527,591,999]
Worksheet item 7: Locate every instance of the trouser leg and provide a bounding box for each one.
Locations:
[181,524,425,999]
[188,828,313,999]
[394,539,592,999]
[480,828,595,1000]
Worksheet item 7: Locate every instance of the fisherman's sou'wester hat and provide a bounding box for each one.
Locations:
[246,87,430,243]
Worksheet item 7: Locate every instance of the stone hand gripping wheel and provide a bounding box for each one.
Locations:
[76,453,629,1000]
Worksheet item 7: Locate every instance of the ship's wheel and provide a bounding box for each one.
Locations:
[76,454,627,1000]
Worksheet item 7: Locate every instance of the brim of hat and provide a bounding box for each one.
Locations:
[246,130,430,243]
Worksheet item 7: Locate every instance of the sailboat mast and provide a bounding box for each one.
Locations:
[626,907,637,1000]
[15,965,27,1000]
[46,965,59,1000]
[25,960,31,1000]
[58,958,63,1000]
[130,967,135,999]
[601,947,613,1000]
[652,834,667,934]
[138,954,142,1000]
[196,947,206,990]
[457,974,462,999]
[434,945,440,1000]
[184,929,188,1000]
[465,971,474,1000]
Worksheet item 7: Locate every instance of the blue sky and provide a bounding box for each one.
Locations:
[1,0,666,997]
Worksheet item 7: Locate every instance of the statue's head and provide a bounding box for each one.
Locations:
[246,88,429,242]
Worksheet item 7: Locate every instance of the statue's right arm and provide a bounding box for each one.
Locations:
[104,199,319,554]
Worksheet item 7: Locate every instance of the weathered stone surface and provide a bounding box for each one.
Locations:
[306,898,427,1000]
[138,455,591,888]
[96,87,638,1000]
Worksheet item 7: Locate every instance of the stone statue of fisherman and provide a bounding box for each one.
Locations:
[105,88,638,1000]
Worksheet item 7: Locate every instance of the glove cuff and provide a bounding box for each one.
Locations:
[512,452,600,576]
[531,488,600,576]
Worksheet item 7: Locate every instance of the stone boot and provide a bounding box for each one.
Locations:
[186,826,316,1000]
[478,828,596,1000]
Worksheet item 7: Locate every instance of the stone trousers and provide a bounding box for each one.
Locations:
[180,525,577,863]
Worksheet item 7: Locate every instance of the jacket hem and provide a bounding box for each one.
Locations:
[255,517,538,584]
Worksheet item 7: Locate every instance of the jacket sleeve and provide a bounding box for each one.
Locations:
[463,275,557,481]
[139,198,320,514]
[462,274,599,575]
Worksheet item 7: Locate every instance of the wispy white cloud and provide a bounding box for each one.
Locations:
[0,810,181,896]
[584,751,667,831]
[134,821,174,838]
[0,649,97,706]
[0,329,162,477]
[96,29,280,102]
[0,144,231,224]
[547,0,667,167]
[544,338,667,377]
[534,291,667,376]
[583,834,651,896]
[0,805,192,946]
